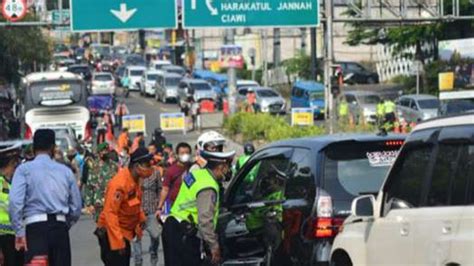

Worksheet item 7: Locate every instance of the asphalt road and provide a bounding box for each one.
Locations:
[70,91,224,266]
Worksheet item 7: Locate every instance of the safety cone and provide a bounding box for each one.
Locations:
[393,121,401,134]
[400,120,408,134]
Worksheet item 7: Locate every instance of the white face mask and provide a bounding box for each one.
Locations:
[179,154,191,163]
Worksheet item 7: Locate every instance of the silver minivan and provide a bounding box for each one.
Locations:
[396,94,439,123]
[155,72,182,103]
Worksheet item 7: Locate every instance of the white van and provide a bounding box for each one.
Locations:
[21,72,91,142]
[331,113,474,266]
[125,66,146,91]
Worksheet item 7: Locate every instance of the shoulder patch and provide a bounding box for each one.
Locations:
[183,173,196,188]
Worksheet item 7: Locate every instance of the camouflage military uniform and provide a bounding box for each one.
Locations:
[84,158,118,221]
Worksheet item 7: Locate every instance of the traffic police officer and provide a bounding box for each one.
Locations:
[96,147,153,266]
[235,142,255,172]
[0,142,23,266]
[162,148,235,266]
[9,129,82,266]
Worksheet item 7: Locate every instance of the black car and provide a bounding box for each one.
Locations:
[67,64,92,82]
[219,133,405,265]
[337,62,379,84]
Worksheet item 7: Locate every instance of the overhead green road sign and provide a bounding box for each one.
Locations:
[183,0,319,28]
[71,0,177,31]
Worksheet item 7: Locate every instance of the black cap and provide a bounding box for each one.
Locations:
[130,147,153,165]
[33,129,55,151]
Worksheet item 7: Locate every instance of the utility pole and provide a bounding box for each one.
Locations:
[300,28,307,54]
[262,30,268,87]
[273,28,281,67]
[324,0,335,133]
[226,29,237,114]
[310,27,317,81]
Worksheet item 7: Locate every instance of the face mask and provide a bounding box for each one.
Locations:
[179,154,191,163]
[136,164,154,178]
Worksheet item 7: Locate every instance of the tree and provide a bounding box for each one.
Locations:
[0,13,52,83]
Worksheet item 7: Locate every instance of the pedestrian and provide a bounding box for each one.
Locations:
[131,154,163,266]
[9,129,82,266]
[95,147,153,266]
[384,98,396,124]
[338,97,350,125]
[235,142,255,172]
[118,146,131,169]
[131,132,145,154]
[97,122,107,145]
[162,148,235,266]
[115,100,129,130]
[190,131,227,172]
[157,142,192,217]
[148,144,164,177]
[117,128,130,154]
[149,128,166,149]
[190,97,200,131]
[376,100,386,128]
[0,142,24,266]
[162,143,175,167]
[246,88,257,113]
[84,142,118,221]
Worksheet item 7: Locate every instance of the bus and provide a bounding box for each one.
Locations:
[21,72,91,141]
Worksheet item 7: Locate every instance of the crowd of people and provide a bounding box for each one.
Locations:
[0,125,256,266]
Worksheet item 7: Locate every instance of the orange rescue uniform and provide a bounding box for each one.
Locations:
[117,132,129,153]
[97,168,146,250]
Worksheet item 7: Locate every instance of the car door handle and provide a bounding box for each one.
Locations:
[400,222,410,236]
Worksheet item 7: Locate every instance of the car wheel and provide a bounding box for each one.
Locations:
[367,77,376,84]
[331,251,352,266]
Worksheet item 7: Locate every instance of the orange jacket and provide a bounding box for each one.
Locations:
[117,133,129,153]
[97,168,146,250]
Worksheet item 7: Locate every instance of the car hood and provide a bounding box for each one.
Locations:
[361,103,376,112]
[421,108,439,118]
[259,97,285,106]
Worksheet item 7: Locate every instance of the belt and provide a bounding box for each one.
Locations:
[25,214,66,225]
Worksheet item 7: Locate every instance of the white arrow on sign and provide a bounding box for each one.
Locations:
[110,3,137,23]
[206,0,218,15]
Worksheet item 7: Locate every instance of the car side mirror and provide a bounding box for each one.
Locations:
[351,195,375,217]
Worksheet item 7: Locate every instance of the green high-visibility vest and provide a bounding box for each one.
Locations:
[376,103,386,116]
[339,101,349,116]
[170,169,220,228]
[0,175,14,235]
[384,101,396,113]
[236,155,250,171]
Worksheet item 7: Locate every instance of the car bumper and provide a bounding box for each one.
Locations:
[91,87,115,95]
[165,90,178,99]
[145,86,155,95]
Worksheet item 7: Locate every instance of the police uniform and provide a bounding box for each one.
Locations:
[96,148,152,266]
[9,129,82,266]
[162,168,220,266]
[0,143,23,266]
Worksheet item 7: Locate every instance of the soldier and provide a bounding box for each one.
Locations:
[84,142,118,221]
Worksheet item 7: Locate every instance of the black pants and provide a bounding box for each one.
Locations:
[25,217,71,266]
[97,229,131,266]
[0,234,24,266]
[162,217,202,266]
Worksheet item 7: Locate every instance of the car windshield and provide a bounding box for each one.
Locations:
[324,141,404,201]
[309,91,324,100]
[191,83,212,91]
[418,99,440,109]
[147,74,158,81]
[68,67,89,74]
[55,137,69,151]
[26,80,84,110]
[257,89,279,97]
[360,95,381,104]
[166,68,184,75]
[95,75,112,81]
[130,70,144,76]
[166,77,181,86]
[441,99,474,115]
[126,55,146,66]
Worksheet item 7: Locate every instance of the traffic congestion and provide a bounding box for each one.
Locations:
[0,1,474,266]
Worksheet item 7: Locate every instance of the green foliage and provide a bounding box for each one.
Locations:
[0,14,52,83]
[282,51,312,80]
[224,112,325,142]
[390,75,417,93]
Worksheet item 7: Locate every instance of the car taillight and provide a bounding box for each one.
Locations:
[385,140,404,146]
[313,195,345,238]
[24,124,32,139]
[84,121,92,141]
